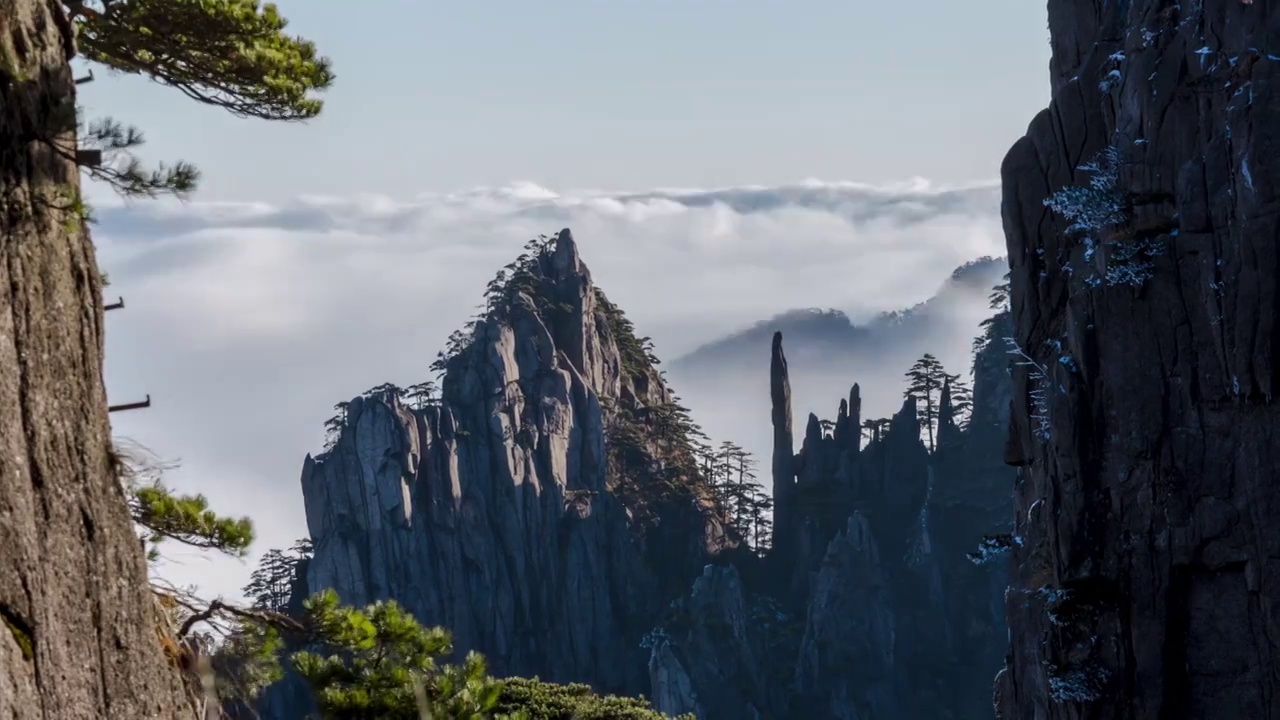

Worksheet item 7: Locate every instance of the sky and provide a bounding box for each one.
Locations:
[82,1,1051,601]
[75,0,1049,202]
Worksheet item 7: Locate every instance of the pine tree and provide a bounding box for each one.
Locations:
[946,372,974,429]
[361,382,403,401]
[819,419,836,438]
[290,590,513,719]
[243,548,295,611]
[403,381,439,410]
[904,353,947,451]
[322,400,350,451]
[115,443,254,560]
[60,0,333,197]
[861,418,892,444]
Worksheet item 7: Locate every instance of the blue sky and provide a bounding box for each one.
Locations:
[76,0,1049,202]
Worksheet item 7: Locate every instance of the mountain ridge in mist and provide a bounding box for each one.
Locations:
[664,255,1007,481]
[673,255,1006,379]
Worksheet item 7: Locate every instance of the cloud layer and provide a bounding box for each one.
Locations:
[96,180,1004,600]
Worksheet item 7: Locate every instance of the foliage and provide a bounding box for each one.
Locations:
[404,381,440,409]
[1042,146,1126,236]
[61,0,333,197]
[114,441,254,561]
[290,589,518,719]
[596,287,651,378]
[209,619,287,704]
[76,115,200,197]
[322,400,351,452]
[243,538,312,612]
[945,372,974,430]
[70,0,334,121]
[860,417,892,443]
[693,440,772,551]
[971,272,1012,371]
[1046,663,1109,703]
[902,353,974,451]
[1043,144,1170,288]
[903,353,944,450]
[426,235,564,383]
[967,532,1022,565]
[128,483,255,559]
[495,677,695,720]
[1005,339,1054,441]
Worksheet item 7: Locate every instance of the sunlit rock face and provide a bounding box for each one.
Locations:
[301,229,734,696]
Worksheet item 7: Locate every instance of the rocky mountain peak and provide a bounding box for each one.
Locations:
[298,228,735,696]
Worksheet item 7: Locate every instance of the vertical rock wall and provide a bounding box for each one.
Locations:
[0,2,185,716]
[998,2,1280,718]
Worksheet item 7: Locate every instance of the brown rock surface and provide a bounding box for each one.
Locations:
[0,1,185,717]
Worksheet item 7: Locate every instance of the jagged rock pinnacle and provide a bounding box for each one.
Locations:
[770,331,796,554]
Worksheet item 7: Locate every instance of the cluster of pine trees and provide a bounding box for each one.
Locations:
[693,440,773,551]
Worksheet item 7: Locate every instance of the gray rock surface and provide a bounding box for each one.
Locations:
[300,229,733,695]
[795,514,899,720]
[998,1,1280,717]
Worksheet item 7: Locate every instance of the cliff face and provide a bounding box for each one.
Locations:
[647,329,1015,720]
[0,2,186,717]
[299,230,734,695]
[997,2,1280,718]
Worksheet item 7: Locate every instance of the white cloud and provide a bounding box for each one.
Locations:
[96,179,1004,601]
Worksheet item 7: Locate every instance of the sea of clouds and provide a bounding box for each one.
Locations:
[96,179,1004,600]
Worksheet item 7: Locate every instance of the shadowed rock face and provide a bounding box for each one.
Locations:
[0,2,187,717]
[997,2,1280,718]
[299,229,734,695]
[647,329,1016,720]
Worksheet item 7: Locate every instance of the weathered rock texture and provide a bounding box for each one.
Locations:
[298,230,736,696]
[997,1,1280,718]
[0,2,185,717]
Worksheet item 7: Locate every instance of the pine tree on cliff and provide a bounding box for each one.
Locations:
[904,353,947,450]
[243,549,296,612]
[945,371,974,429]
[861,417,892,443]
[971,271,1012,365]
[61,0,333,197]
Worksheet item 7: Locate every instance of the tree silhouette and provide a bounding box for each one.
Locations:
[819,419,836,438]
[972,272,1013,364]
[243,549,295,612]
[323,401,350,451]
[861,418,892,444]
[945,372,974,429]
[904,353,947,451]
[403,381,439,410]
[362,382,403,401]
[243,538,315,612]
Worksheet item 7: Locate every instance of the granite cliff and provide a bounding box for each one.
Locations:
[295,230,739,697]
[0,1,187,716]
[259,227,1019,719]
[996,1,1280,718]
